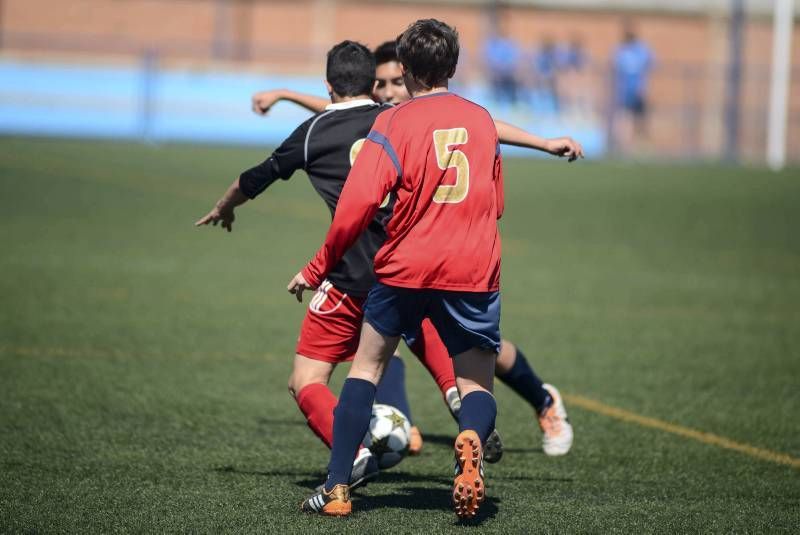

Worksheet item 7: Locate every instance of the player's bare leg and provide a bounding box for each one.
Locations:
[451,348,496,519]
[288,354,335,399]
[348,321,401,384]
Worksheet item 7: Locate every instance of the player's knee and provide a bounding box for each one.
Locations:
[496,340,516,374]
[287,373,298,399]
[289,367,330,397]
[288,374,312,399]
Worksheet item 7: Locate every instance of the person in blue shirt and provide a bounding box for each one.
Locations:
[559,36,588,73]
[558,35,592,118]
[533,36,560,112]
[484,31,522,106]
[612,24,654,151]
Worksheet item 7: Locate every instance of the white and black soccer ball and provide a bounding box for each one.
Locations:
[363,403,411,469]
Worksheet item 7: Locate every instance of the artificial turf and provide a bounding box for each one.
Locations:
[1,137,798,532]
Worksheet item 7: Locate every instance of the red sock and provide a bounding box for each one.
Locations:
[296,383,337,449]
[409,319,457,400]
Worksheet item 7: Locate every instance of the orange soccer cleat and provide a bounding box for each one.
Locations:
[452,430,485,519]
[300,484,352,517]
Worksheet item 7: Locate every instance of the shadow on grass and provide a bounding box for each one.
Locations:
[422,433,541,453]
[212,465,321,478]
[256,417,307,427]
[502,447,544,455]
[418,433,456,447]
[365,470,451,486]
[292,470,451,490]
[358,486,500,524]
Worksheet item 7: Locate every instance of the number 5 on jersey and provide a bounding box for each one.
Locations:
[433,128,469,204]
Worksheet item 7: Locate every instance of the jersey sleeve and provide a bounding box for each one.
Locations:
[238,118,311,199]
[301,116,401,288]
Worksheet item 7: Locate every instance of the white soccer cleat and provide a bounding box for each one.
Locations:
[538,383,573,456]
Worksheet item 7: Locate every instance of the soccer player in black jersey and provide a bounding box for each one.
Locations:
[249,40,578,459]
[197,41,391,488]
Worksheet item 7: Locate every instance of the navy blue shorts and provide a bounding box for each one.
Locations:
[364,282,501,357]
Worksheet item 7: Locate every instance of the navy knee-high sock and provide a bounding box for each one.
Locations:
[497,347,552,414]
[375,355,413,424]
[458,391,497,446]
[325,378,376,491]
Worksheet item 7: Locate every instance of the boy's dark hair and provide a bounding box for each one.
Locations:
[396,19,459,89]
[326,40,376,97]
[374,41,399,66]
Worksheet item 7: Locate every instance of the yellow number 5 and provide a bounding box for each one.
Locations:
[433,128,469,204]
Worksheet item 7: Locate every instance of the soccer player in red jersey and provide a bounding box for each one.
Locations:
[291,19,508,518]
[253,41,578,460]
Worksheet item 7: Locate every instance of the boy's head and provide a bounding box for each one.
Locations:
[325,40,376,99]
[373,41,410,104]
[396,19,459,90]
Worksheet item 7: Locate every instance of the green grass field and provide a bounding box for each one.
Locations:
[1,136,799,533]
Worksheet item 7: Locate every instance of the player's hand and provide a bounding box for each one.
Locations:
[251,90,283,115]
[545,137,584,162]
[195,205,235,232]
[287,272,314,303]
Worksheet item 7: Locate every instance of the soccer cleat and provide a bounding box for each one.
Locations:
[315,448,379,493]
[409,425,424,455]
[452,430,485,519]
[482,428,504,464]
[538,383,574,456]
[301,484,351,516]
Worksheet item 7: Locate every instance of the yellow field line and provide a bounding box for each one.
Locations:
[4,343,798,469]
[565,394,800,469]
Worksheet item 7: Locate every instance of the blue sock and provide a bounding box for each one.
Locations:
[497,347,552,414]
[325,378,376,491]
[458,390,497,446]
[375,355,413,424]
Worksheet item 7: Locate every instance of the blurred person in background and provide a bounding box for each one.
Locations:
[612,22,654,154]
[483,27,522,107]
[558,35,593,119]
[532,36,560,113]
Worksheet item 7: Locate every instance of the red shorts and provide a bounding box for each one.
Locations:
[296,281,366,363]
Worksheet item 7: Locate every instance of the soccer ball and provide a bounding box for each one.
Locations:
[363,404,411,469]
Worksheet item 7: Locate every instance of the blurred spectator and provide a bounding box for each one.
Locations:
[558,35,592,118]
[532,37,560,112]
[484,30,522,106]
[612,23,654,152]
[558,36,588,73]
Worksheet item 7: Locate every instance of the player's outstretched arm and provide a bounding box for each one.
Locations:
[251,89,328,115]
[195,179,249,232]
[494,119,584,162]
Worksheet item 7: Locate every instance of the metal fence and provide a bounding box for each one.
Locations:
[1,33,797,163]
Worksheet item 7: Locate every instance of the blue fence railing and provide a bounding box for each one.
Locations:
[0,57,607,157]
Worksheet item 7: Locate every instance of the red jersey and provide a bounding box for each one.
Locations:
[302,92,504,292]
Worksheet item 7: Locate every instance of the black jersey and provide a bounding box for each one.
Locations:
[239,100,393,297]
